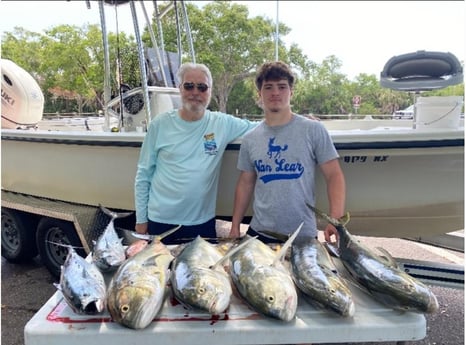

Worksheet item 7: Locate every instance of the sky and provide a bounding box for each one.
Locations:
[1,1,464,80]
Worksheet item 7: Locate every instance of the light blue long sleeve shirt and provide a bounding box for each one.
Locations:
[135,109,257,225]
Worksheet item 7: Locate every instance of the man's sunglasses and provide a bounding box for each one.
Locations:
[182,82,209,93]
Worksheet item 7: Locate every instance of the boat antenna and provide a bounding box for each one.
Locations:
[98,1,112,130]
[113,4,126,128]
[180,1,196,63]
[275,0,279,61]
[130,0,153,126]
[174,1,183,67]
[153,0,170,72]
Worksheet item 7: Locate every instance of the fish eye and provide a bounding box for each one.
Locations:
[267,295,275,302]
[198,287,205,294]
[120,304,130,313]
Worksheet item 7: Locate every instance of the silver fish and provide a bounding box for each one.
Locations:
[290,237,355,317]
[106,226,179,329]
[170,236,253,315]
[54,246,106,314]
[308,205,439,314]
[229,223,303,322]
[92,205,132,272]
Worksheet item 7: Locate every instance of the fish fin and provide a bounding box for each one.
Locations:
[376,247,399,268]
[254,230,288,242]
[324,241,340,258]
[341,275,374,297]
[210,236,258,270]
[99,204,133,220]
[156,225,182,242]
[273,222,303,266]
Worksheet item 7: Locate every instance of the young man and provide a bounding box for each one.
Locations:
[134,62,257,243]
[229,61,345,242]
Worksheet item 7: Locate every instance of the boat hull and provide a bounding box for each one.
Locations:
[1,124,464,237]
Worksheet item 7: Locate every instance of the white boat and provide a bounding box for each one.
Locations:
[1,2,464,239]
[2,103,463,239]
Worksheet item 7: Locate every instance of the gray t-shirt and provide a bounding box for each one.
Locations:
[237,114,339,238]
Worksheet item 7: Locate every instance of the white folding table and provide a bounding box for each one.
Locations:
[25,278,425,345]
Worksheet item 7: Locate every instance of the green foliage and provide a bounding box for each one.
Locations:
[1,1,464,116]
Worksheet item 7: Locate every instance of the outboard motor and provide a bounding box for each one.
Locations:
[1,59,44,129]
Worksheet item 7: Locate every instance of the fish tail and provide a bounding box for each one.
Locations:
[305,204,350,226]
[99,204,133,220]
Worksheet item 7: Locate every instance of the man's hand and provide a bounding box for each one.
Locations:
[323,223,339,243]
[229,226,241,239]
[135,222,148,234]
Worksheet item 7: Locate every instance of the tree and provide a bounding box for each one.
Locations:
[144,1,310,113]
[2,28,44,82]
[2,24,139,113]
[2,2,463,117]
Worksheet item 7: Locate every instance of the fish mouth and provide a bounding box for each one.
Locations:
[82,299,105,314]
[107,255,126,266]
[270,294,297,322]
[208,293,230,314]
[343,300,356,317]
[423,292,439,314]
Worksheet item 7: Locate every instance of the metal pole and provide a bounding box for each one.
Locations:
[153,0,171,70]
[130,0,152,127]
[139,0,168,86]
[174,1,183,67]
[180,1,196,63]
[98,1,112,130]
[275,0,279,61]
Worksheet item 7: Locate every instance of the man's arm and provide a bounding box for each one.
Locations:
[319,158,346,242]
[229,170,257,238]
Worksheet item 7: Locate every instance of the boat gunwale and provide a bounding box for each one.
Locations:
[2,127,463,150]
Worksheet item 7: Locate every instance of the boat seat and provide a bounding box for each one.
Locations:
[145,47,180,88]
[380,50,463,91]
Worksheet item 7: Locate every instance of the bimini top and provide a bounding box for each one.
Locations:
[380,50,463,91]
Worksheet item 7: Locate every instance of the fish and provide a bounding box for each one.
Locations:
[170,236,252,315]
[54,246,106,315]
[92,205,132,272]
[290,237,355,317]
[308,204,439,314]
[106,226,180,329]
[228,223,303,322]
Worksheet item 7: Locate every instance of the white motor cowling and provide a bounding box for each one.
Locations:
[1,59,44,129]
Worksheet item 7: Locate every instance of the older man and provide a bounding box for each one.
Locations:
[134,62,257,243]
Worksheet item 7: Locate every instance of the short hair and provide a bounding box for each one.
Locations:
[176,62,213,87]
[255,61,295,90]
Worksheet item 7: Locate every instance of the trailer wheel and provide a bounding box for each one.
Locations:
[36,218,85,278]
[1,208,38,262]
